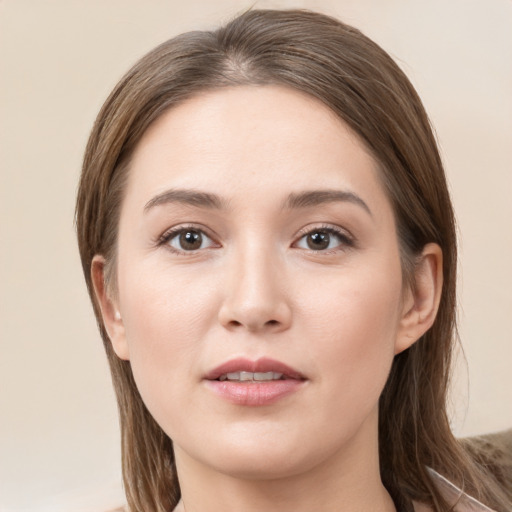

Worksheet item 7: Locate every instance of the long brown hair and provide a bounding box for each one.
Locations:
[76,9,510,512]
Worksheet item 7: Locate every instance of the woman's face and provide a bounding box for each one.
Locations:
[102,85,419,479]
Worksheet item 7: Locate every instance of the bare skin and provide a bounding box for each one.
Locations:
[93,86,442,512]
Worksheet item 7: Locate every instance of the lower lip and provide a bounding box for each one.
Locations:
[204,379,304,406]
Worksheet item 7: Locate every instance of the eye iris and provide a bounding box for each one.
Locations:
[307,231,330,250]
[179,230,202,250]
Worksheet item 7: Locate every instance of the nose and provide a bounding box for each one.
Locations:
[218,245,292,333]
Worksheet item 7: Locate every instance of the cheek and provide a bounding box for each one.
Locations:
[120,255,220,337]
[298,260,403,406]
[117,261,221,413]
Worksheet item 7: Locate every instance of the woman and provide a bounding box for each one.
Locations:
[75,9,511,512]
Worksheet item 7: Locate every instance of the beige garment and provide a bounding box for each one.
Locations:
[461,428,512,500]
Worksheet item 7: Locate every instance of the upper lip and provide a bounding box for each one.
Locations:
[204,357,305,381]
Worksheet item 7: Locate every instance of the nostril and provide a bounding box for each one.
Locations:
[225,318,280,330]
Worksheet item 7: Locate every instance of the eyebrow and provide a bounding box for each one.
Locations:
[144,189,227,212]
[284,189,372,217]
[143,187,372,217]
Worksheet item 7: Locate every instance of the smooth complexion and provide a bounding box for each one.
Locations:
[93,86,442,512]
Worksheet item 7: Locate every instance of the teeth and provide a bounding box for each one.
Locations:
[219,371,284,382]
[254,372,282,381]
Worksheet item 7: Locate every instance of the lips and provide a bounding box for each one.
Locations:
[204,357,305,381]
[203,357,306,406]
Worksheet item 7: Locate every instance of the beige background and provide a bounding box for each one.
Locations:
[1,0,511,510]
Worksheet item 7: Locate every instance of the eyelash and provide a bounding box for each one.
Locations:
[157,223,355,255]
[157,224,219,255]
[293,224,355,254]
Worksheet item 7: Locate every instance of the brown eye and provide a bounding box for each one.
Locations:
[306,231,330,250]
[295,227,352,252]
[166,228,216,252]
[179,230,202,250]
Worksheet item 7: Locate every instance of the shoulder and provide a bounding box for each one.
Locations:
[423,428,512,512]
[460,428,512,500]
[427,468,498,511]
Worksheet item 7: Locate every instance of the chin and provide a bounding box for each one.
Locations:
[189,427,331,481]
[211,452,312,481]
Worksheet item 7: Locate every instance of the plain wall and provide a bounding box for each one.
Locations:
[1,0,511,510]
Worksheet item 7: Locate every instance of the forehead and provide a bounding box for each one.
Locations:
[125,85,389,216]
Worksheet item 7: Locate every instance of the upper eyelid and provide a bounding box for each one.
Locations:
[292,224,356,252]
[157,224,219,246]
[294,223,353,241]
[156,222,354,247]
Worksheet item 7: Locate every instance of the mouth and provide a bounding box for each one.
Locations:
[217,371,287,382]
[204,357,305,382]
[203,357,306,406]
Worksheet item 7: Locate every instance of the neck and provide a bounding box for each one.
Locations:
[173,409,396,512]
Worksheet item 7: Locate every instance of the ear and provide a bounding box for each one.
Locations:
[395,243,443,355]
[91,255,130,360]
